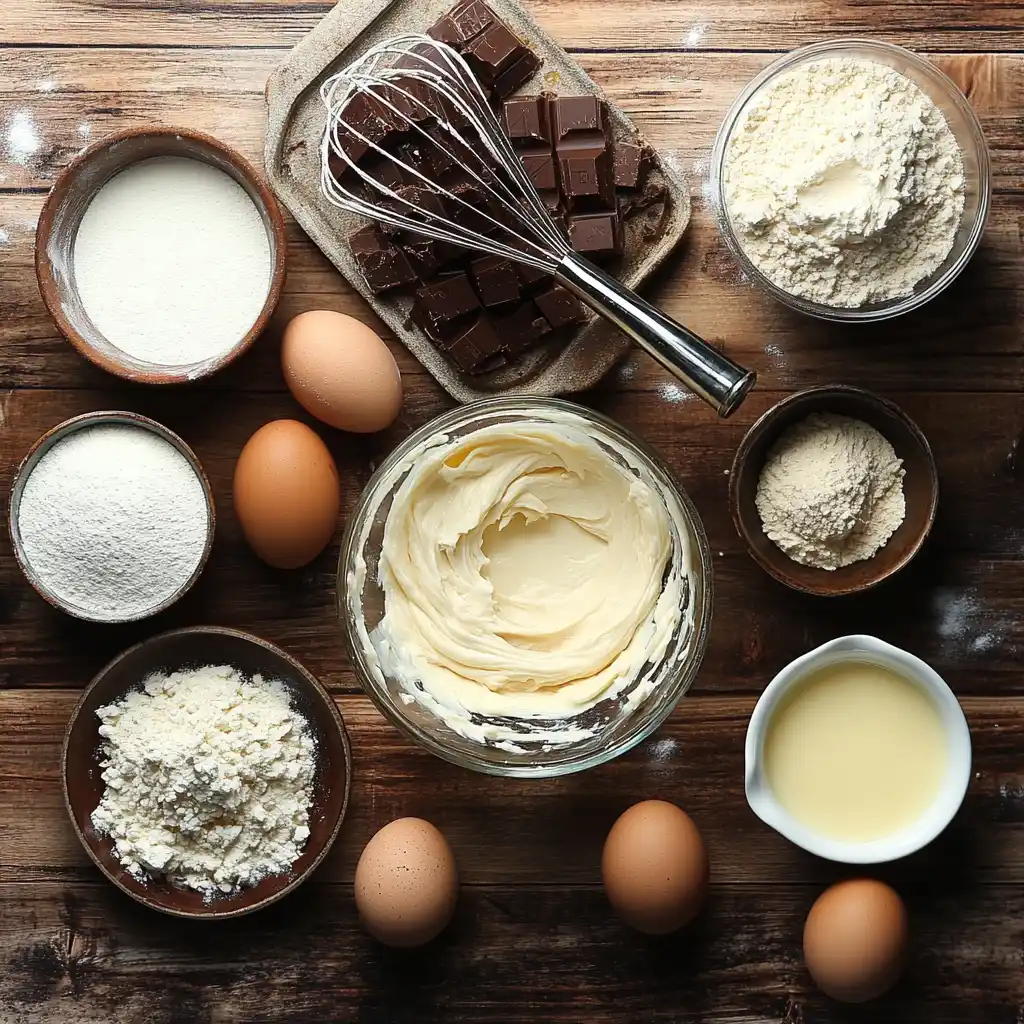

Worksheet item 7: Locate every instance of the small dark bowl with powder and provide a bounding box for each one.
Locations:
[62,626,352,919]
[729,385,938,596]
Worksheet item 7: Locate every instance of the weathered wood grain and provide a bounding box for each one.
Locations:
[3,690,1024,890]
[3,880,1024,1024]
[1,51,1022,191]
[3,0,1023,50]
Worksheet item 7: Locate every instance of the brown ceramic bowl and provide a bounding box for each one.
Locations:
[62,627,351,919]
[35,126,287,383]
[8,410,216,623]
[729,386,938,596]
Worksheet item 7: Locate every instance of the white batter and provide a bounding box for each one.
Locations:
[363,417,684,742]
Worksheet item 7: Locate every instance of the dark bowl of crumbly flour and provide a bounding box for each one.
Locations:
[62,626,352,918]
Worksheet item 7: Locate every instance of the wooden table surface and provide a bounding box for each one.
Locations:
[2,1,1023,1021]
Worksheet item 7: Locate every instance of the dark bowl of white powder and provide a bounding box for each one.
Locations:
[8,410,216,622]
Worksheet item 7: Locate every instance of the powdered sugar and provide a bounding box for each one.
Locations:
[92,664,316,897]
[723,57,965,307]
[16,422,209,620]
[73,156,271,368]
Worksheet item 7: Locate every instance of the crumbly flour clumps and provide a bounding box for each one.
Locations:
[755,412,906,571]
[723,57,965,307]
[91,665,316,896]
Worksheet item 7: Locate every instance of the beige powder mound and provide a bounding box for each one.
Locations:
[755,412,906,570]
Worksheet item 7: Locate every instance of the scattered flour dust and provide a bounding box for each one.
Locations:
[92,665,316,897]
[723,57,965,307]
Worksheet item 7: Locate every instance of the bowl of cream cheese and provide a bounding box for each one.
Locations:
[338,398,712,777]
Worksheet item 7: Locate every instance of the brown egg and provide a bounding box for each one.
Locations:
[281,310,402,434]
[232,419,340,569]
[355,818,459,948]
[601,800,709,935]
[803,879,908,1002]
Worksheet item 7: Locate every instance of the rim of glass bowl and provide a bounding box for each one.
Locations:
[708,38,992,323]
[337,397,714,778]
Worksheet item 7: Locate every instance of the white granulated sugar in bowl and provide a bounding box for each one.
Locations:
[91,664,316,897]
[72,156,272,368]
[723,57,965,308]
[15,422,210,620]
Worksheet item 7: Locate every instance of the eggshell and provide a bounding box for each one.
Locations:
[803,879,908,1002]
[355,818,459,948]
[601,800,709,935]
[232,419,340,569]
[281,310,402,434]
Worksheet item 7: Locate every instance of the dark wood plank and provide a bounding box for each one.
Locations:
[1,877,1024,1023]
[2,0,1023,51]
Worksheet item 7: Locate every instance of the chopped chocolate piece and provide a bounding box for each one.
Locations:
[383,184,449,225]
[515,263,551,291]
[402,125,457,180]
[401,237,441,281]
[550,95,607,141]
[445,315,505,373]
[496,300,551,354]
[535,284,586,329]
[363,152,414,192]
[620,177,669,218]
[349,226,418,294]
[493,50,542,101]
[614,141,645,190]
[502,96,551,147]
[428,0,495,48]
[463,22,525,86]
[335,91,404,164]
[520,150,558,192]
[415,273,480,335]
[470,256,520,308]
[558,142,616,209]
[568,211,624,257]
[448,180,495,233]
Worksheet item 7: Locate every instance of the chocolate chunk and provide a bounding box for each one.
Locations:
[614,142,645,190]
[334,92,404,164]
[493,50,542,100]
[550,95,607,141]
[568,211,624,257]
[402,125,457,180]
[470,256,520,308]
[535,284,586,329]
[349,226,418,294]
[520,150,558,192]
[401,237,441,281]
[496,300,551,354]
[502,96,551,147]
[447,180,495,233]
[382,183,449,225]
[428,0,495,48]
[558,142,616,208]
[515,263,552,291]
[415,273,480,335]
[445,315,505,373]
[363,152,414,192]
[463,22,525,86]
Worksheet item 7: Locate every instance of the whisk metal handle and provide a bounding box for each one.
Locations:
[554,254,755,418]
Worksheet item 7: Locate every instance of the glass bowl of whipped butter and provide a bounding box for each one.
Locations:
[745,636,972,863]
[339,398,713,777]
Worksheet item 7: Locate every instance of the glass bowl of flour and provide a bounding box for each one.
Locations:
[338,398,713,778]
[709,40,991,321]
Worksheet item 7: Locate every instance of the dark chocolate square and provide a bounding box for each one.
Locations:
[493,51,542,101]
[558,142,616,209]
[502,96,551,147]
[470,256,521,308]
[551,95,606,141]
[415,273,481,334]
[349,226,418,294]
[519,150,558,192]
[515,263,552,291]
[567,211,624,257]
[535,284,586,329]
[401,237,441,282]
[614,141,645,190]
[427,0,495,48]
[445,316,506,373]
[496,300,551,354]
[464,22,525,85]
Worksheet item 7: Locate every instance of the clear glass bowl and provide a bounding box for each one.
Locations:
[709,39,992,322]
[338,398,713,778]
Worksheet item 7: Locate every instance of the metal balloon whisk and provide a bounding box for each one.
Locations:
[320,35,755,416]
